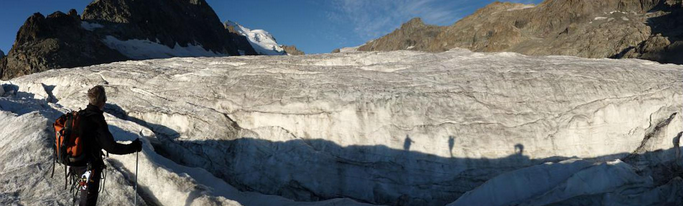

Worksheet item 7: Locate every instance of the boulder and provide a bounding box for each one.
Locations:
[281,45,304,55]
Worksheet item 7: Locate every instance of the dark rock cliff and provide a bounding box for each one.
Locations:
[0,0,252,80]
[0,11,126,79]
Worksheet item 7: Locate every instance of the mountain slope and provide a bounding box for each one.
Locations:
[0,0,247,80]
[3,50,682,205]
[358,18,443,51]
[225,21,303,55]
[224,21,285,55]
[359,0,683,64]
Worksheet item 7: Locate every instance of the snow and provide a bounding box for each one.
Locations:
[102,36,225,60]
[1,49,683,205]
[81,21,104,31]
[337,46,360,53]
[507,5,535,11]
[594,16,608,20]
[225,21,285,55]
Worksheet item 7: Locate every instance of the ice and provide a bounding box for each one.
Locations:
[1,49,682,205]
[450,160,660,206]
[507,5,536,11]
[81,21,104,31]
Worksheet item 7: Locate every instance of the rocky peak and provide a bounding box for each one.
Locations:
[81,0,240,55]
[0,49,4,58]
[1,0,256,79]
[281,45,304,55]
[67,9,78,18]
[402,18,425,28]
[13,11,83,47]
[224,21,258,55]
[0,9,126,80]
[224,20,286,55]
[358,17,443,51]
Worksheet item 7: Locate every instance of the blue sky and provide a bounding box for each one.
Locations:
[0,0,542,54]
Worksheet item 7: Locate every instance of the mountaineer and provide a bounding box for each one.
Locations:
[53,85,142,206]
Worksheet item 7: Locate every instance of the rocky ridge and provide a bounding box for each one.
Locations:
[225,22,258,55]
[0,10,127,80]
[359,0,683,64]
[0,0,258,80]
[281,45,305,55]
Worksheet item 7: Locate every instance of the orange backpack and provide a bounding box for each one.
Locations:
[53,110,88,166]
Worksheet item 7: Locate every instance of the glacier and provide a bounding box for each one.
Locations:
[0,49,682,205]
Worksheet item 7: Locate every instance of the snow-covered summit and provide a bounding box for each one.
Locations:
[225,20,286,55]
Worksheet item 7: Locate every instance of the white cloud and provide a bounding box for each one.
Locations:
[328,0,470,41]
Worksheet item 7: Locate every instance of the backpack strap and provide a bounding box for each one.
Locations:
[64,113,73,139]
[50,147,56,178]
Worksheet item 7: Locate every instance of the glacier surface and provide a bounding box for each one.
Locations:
[1,49,682,205]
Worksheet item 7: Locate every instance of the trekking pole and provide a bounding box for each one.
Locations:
[135,151,138,206]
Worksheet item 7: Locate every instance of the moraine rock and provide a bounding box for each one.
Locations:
[359,0,683,64]
[281,45,305,55]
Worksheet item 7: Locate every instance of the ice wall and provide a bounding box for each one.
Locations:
[7,49,683,205]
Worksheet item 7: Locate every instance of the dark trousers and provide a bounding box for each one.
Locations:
[71,166,102,206]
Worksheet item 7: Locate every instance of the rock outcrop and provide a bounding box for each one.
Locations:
[281,45,304,55]
[0,11,126,79]
[359,0,683,64]
[81,0,241,55]
[359,18,443,51]
[0,49,5,58]
[0,0,248,80]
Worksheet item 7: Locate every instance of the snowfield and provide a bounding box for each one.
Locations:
[102,36,224,60]
[1,49,682,205]
[225,21,286,55]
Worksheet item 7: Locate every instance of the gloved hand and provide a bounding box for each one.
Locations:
[131,139,143,152]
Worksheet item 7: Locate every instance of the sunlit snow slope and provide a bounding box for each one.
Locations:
[225,21,286,55]
[1,49,682,205]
